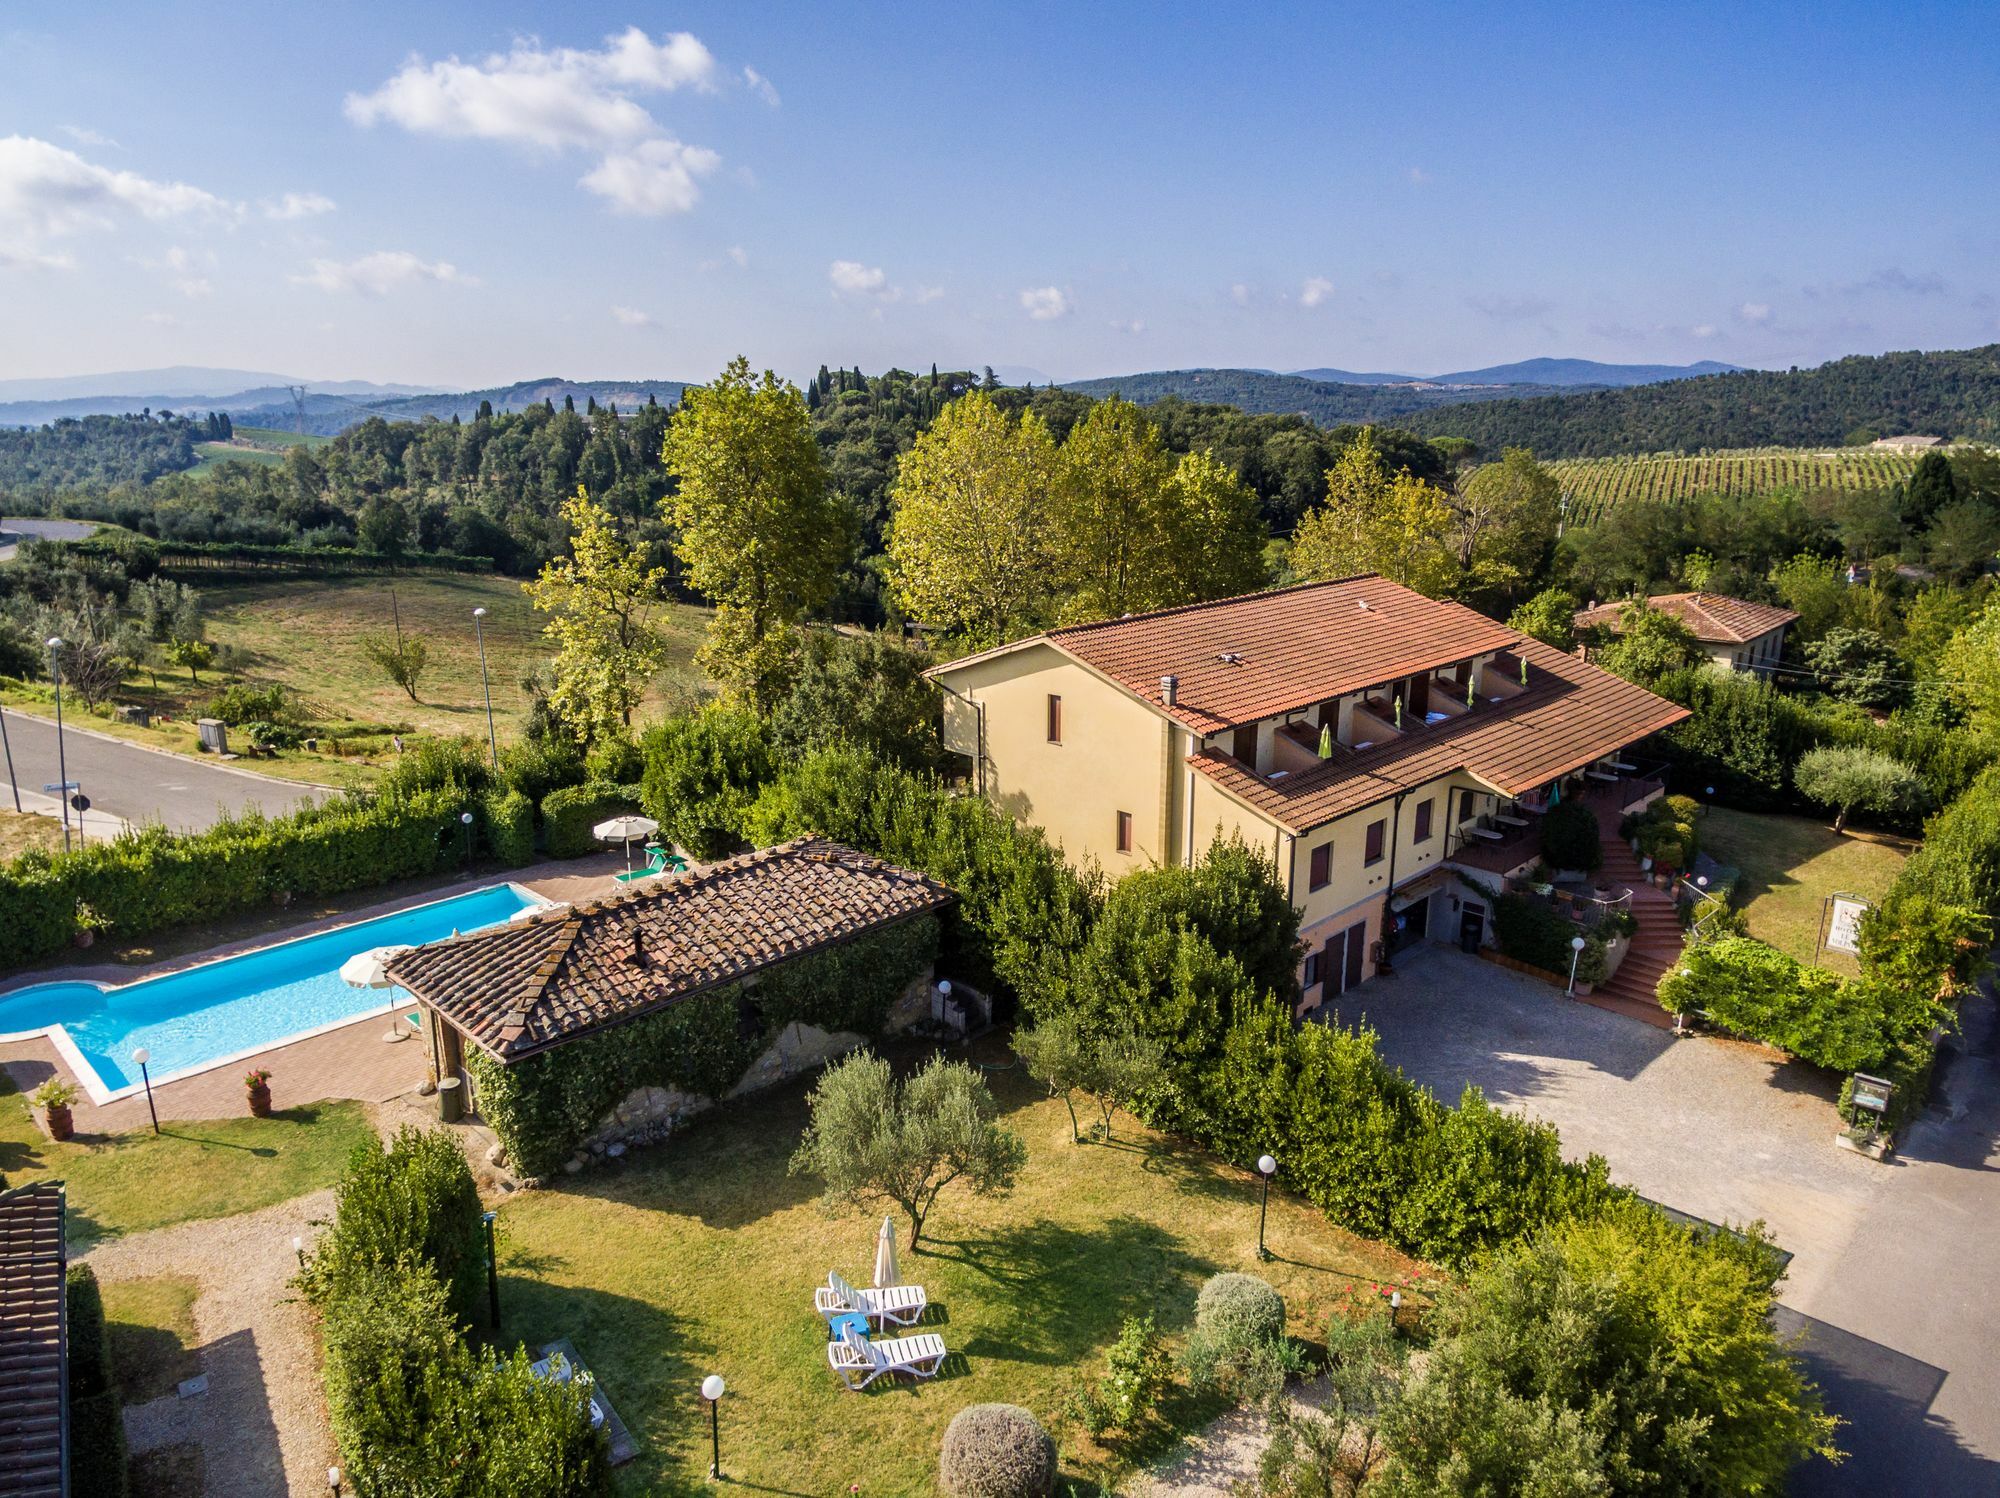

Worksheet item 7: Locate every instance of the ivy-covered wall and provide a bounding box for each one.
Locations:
[465,913,939,1178]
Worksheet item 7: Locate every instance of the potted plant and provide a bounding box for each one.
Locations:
[29,1077,79,1141]
[72,902,111,950]
[245,1068,273,1117]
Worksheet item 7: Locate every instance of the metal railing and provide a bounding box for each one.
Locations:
[1506,874,1634,930]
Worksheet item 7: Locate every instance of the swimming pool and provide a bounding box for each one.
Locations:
[0,883,544,1103]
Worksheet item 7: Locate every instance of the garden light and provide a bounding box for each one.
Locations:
[1567,934,1588,996]
[1256,1153,1277,1261]
[472,606,498,768]
[132,1047,158,1134]
[702,1373,726,1478]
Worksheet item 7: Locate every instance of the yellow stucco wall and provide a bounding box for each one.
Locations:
[935,644,1177,872]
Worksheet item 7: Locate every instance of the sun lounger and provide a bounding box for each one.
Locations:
[615,844,689,884]
[814,1270,928,1327]
[826,1323,947,1391]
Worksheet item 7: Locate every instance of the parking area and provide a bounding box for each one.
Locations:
[1336,945,2000,1494]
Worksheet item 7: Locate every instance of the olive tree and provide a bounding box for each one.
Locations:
[1795,745,1927,833]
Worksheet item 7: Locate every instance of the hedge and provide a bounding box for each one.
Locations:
[68,535,496,575]
[1493,893,1607,985]
[480,787,536,868]
[67,1265,127,1498]
[0,785,471,964]
[466,915,939,1177]
[1657,936,1893,1072]
[540,781,644,859]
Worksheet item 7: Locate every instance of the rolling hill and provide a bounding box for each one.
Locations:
[1060,369,1577,425]
[1404,345,2000,457]
[232,377,693,436]
[1425,357,1740,386]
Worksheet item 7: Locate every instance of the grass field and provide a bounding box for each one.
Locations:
[495,1044,1423,1495]
[1698,805,1910,971]
[192,424,331,474]
[1547,446,1939,520]
[0,1076,377,1250]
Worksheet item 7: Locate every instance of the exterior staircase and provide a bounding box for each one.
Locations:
[1586,799,1682,1029]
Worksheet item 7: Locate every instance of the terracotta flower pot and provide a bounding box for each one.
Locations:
[72,929,95,950]
[42,1105,73,1142]
[247,1084,272,1118]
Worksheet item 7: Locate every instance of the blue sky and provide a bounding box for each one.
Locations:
[2,2,1997,388]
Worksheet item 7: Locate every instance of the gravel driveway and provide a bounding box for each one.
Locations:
[1343,945,2000,1494]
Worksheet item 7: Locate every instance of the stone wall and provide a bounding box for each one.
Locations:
[565,967,939,1171]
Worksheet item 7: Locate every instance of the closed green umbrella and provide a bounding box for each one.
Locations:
[1317,724,1333,759]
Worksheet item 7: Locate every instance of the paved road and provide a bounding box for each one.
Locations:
[1345,947,2000,1494]
[0,709,319,833]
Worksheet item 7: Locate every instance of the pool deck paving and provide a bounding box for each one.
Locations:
[0,853,634,1131]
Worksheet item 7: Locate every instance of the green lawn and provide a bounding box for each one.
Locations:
[494,1048,1422,1495]
[103,1275,202,1404]
[1699,805,1911,971]
[0,1077,377,1249]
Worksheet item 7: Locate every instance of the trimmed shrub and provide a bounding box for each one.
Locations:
[1195,1272,1285,1354]
[1539,799,1602,873]
[639,704,775,859]
[1493,892,1603,981]
[939,1403,1057,1498]
[540,781,644,859]
[67,1264,126,1498]
[305,1126,488,1331]
[1657,936,1897,1070]
[498,735,587,810]
[479,787,535,867]
[378,735,492,799]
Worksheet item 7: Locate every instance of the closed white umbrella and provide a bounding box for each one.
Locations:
[594,814,660,873]
[873,1214,899,1289]
[340,944,415,1042]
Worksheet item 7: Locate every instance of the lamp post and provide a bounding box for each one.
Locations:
[293,1235,305,1269]
[1388,1287,1403,1335]
[472,607,498,769]
[1566,934,1588,996]
[482,1210,501,1330]
[1255,1153,1277,1261]
[132,1047,159,1134]
[0,696,20,814]
[701,1374,726,1479]
[460,809,475,871]
[46,637,70,853]
[328,1467,341,1495]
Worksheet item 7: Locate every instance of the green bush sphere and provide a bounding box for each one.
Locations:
[1195,1272,1285,1353]
[939,1403,1058,1498]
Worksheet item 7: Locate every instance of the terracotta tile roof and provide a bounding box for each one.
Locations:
[385,838,954,1062]
[1190,637,1690,834]
[0,1182,67,1498]
[1573,592,1799,646]
[935,576,1521,735]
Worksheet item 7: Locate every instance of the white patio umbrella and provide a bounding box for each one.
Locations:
[594,814,660,873]
[873,1214,900,1289]
[339,944,415,1042]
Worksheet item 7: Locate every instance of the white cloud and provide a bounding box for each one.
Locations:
[1300,276,1334,308]
[1736,302,1771,324]
[292,250,469,295]
[1229,282,1251,307]
[743,66,780,107]
[1691,322,1718,339]
[264,191,336,220]
[913,285,944,304]
[345,28,726,216]
[1019,285,1071,321]
[829,259,889,296]
[1407,166,1430,185]
[137,244,214,298]
[581,138,719,215]
[699,244,750,272]
[1109,318,1145,335]
[611,305,656,327]
[0,135,234,266]
[60,125,119,149]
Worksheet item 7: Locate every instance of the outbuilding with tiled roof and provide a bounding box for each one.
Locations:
[1573,591,1798,674]
[0,1181,68,1498]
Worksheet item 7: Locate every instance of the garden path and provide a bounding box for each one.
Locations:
[94,1187,338,1498]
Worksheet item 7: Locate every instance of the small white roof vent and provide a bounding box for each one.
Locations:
[1215,650,1245,665]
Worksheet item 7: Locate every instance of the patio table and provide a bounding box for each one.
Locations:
[827,1311,872,1342]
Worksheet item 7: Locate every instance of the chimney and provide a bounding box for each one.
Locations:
[1160,673,1179,707]
[629,927,649,969]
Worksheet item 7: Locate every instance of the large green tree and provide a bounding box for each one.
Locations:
[1447,446,1561,605]
[1049,396,1177,621]
[1290,430,1458,597]
[661,357,851,708]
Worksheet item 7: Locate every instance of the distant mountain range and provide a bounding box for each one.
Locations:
[1061,369,1582,426]
[1387,358,1740,387]
[232,377,692,436]
[0,367,449,429]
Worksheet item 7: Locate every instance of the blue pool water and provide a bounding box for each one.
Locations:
[0,884,539,1096]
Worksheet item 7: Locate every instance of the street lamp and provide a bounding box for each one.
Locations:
[46,637,69,854]
[0,694,19,814]
[482,1210,501,1330]
[293,1234,305,1268]
[1255,1153,1277,1261]
[1566,934,1588,996]
[460,809,475,871]
[132,1047,159,1134]
[328,1467,341,1495]
[472,607,498,769]
[701,1373,726,1479]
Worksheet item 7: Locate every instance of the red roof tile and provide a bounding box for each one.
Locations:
[989,576,1523,735]
[1190,637,1690,833]
[385,839,953,1062]
[1573,592,1799,646]
[0,1182,67,1498]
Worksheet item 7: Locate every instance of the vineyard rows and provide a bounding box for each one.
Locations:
[1545,447,1941,522]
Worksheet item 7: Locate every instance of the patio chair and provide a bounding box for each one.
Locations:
[826,1322,948,1391]
[814,1270,928,1327]
[614,844,688,884]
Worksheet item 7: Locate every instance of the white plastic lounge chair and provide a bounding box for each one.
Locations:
[814,1270,928,1328]
[826,1323,947,1391]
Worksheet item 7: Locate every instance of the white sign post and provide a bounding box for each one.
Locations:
[1818,894,1870,963]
